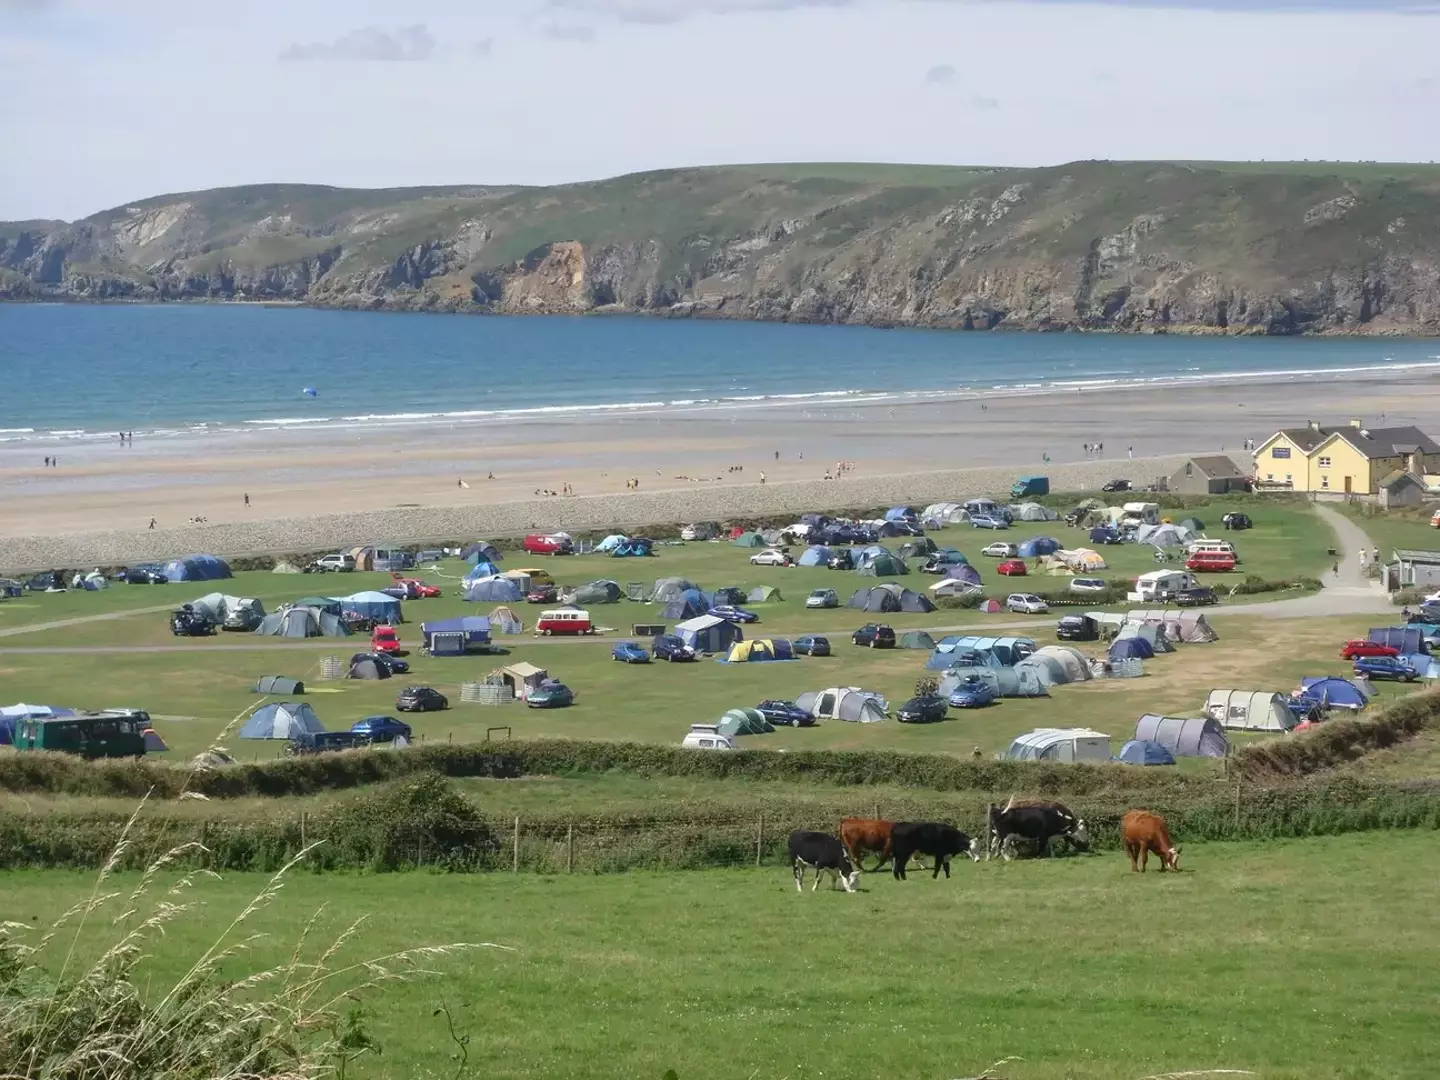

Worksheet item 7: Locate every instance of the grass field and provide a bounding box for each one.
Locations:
[5,832,1436,1080]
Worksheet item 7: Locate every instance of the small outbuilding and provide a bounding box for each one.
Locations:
[1169,456,1250,495]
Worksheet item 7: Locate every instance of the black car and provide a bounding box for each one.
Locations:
[25,571,63,591]
[396,686,448,712]
[651,634,697,661]
[896,694,948,724]
[827,550,855,571]
[117,566,168,585]
[287,730,368,756]
[1222,512,1252,531]
[170,608,216,636]
[755,699,816,727]
[1056,614,1101,642]
[1102,479,1132,493]
[1175,586,1219,607]
[852,623,896,649]
[350,650,411,675]
[794,635,831,657]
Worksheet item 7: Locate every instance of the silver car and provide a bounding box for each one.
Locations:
[1006,593,1049,614]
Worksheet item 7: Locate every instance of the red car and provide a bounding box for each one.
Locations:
[522,533,572,556]
[391,575,441,598]
[1339,639,1399,660]
[996,559,1028,577]
[526,584,558,604]
[371,625,402,654]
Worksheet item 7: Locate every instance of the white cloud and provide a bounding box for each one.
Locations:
[541,22,597,40]
[972,94,999,108]
[280,24,436,62]
[924,63,955,83]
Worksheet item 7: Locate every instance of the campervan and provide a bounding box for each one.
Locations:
[535,608,593,635]
[682,724,735,750]
[1121,502,1161,527]
[1133,570,1198,602]
[1186,539,1237,558]
[1186,552,1237,573]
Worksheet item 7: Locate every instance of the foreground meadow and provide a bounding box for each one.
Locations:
[4,832,1436,1080]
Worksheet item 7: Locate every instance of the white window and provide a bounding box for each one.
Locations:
[1285,473,1292,482]
[1321,476,1330,489]
[1318,456,1332,469]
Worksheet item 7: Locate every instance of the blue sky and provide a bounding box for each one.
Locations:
[1,0,1437,219]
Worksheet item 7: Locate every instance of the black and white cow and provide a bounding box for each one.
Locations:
[986,799,1090,860]
[788,830,860,893]
[890,821,981,880]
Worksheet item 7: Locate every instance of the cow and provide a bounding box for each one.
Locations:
[788,830,860,893]
[986,797,1090,861]
[1122,809,1180,873]
[839,817,896,872]
[890,821,981,880]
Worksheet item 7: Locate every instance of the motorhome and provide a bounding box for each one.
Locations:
[1121,502,1162,527]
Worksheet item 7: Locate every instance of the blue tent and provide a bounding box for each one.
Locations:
[1297,676,1371,710]
[613,538,654,557]
[675,614,743,654]
[239,702,324,739]
[463,542,502,564]
[1116,739,1176,766]
[340,591,403,623]
[925,646,999,671]
[465,560,503,581]
[945,564,983,586]
[798,545,833,567]
[1109,637,1154,660]
[884,506,917,521]
[662,588,710,620]
[464,577,523,602]
[1018,536,1061,558]
[163,554,232,582]
[1369,627,1427,654]
[421,616,491,646]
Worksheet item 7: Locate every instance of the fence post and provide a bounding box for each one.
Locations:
[1234,778,1242,831]
[567,823,575,873]
[300,811,307,849]
[513,815,520,873]
[755,814,764,866]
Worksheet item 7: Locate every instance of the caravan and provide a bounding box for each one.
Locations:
[1121,502,1162,527]
[1132,569,1198,603]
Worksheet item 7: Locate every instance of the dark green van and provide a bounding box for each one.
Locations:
[13,714,147,758]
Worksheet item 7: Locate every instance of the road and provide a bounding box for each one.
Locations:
[0,503,1395,655]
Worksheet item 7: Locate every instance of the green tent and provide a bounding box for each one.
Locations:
[899,631,936,650]
[858,553,908,576]
[253,675,305,694]
[746,586,782,603]
[732,532,767,548]
[1178,517,1205,532]
[716,708,774,737]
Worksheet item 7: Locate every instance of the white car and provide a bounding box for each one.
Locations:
[750,549,792,566]
[682,724,735,750]
[1069,577,1109,593]
[805,588,839,609]
[314,553,355,572]
[982,542,1018,558]
[1006,593,1049,614]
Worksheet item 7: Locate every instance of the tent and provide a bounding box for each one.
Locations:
[939,666,1048,698]
[1017,536,1061,558]
[899,631,936,650]
[922,502,969,525]
[746,586,782,604]
[294,596,343,616]
[716,707,774,737]
[613,538,654,557]
[253,675,305,695]
[141,728,169,752]
[464,576,524,603]
[1204,689,1298,732]
[794,687,887,723]
[271,560,304,574]
[929,578,980,599]
[723,639,794,663]
[732,532,767,548]
[340,591,404,623]
[1116,739,1176,766]
[675,613,743,654]
[856,553,909,577]
[1032,645,1093,683]
[463,542,503,564]
[239,702,324,740]
[491,662,548,699]
[884,506,917,521]
[1136,523,1189,548]
[1296,676,1374,711]
[1003,728,1112,762]
[977,598,1003,613]
[944,563,983,586]
[162,554,232,582]
[931,635,1035,666]
[653,577,699,604]
[1014,502,1059,522]
[1127,610,1219,644]
[1369,627,1427,654]
[0,703,76,745]
[499,570,534,595]
[1109,636,1154,661]
[662,588,710,621]
[348,658,391,680]
[1134,714,1230,757]
[847,584,935,613]
[595,534,628,553]
[711,586,747,607]
[1177,517,1205,533]
[898,538,938,559]
[798,545,833,567]
[573,580,623,604]
[1016,653,1072,686]
[78,571,108,591]
[254,606,351,638]
[465,560,503,581]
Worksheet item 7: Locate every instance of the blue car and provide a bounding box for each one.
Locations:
[527,682,575,708]
[652,634,697,662]
[970,515,1010,530]
[611,641,651,664]
[947,676,998,708]
[755,699,816,727]
[708,604,760,624]
[794,635,831,657]
[350,715,413,742]
[1353,656,1417,682]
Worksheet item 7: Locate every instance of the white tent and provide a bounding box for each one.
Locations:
[928,578,981,597]
[1003,728,1112,762]
[1014,502,1059,522]
[921,502,969,525]
[793,687,888,723]
[1204,689,1297,732]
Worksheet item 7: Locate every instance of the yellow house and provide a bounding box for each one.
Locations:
[1253,420,1440,495]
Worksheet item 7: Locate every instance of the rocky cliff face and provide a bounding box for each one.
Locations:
[6,162,1440,334]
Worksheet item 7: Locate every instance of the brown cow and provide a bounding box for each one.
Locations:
[839,818,898,872]
[1122,810,1180,873]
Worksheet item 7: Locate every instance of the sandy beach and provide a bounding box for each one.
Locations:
[1,366,1436,570]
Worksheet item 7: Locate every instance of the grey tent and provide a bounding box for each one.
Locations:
[239,702,324,739]
[653,577,699,604]
[848,586,900,613]
[1134,714,1230,757]
[938,665,1048,698]
[572,580,622,604]
[794,687,888,723]
[253,675,305,695]
[254,605,351,638]
[712,586,748,606]
[899,630,936,650]
[348,658,391,680]
[898,538,937,559]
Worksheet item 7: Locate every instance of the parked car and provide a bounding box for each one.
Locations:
[852,623,896,649]
[25,571,62,591]
[708,604,760,624]
[970,515,1009,530]
[981,542,1018,558]
[1222,512,1253,531]
[805,588,839,609]
[1056,614,1101,642]
[947,675,998,709]
[313,553,355,572]
[1006,593,1049,614]
[611,641,651,664]
[350,715,413,743]
[1353,655,1417,682]
[222,601,264,631]
[681,723,734,750]
[750,549,793,567]
[794,635,832,657]
[897,694,948,724]
[1068,577,1108,593]
[350,650,410,675]
[526,583,558,604]
[755,699,816,727]
[395,686,448,712]
[287,731,367,755]
[527,682,575,708]
[370,625,402,654]
[116,566,168,584]
[827,550,855,571]
[522,533,572,556]
[1340,639,1399,660]
[651,634,697,662]
[393,577,441,598]
[996,559,1028,577]
[680,522,719,541]
[1175,586,1219,607]
[1102,479,1132,493]
[169,608,216,636]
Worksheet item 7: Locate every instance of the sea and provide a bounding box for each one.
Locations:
[3,302,1439,445]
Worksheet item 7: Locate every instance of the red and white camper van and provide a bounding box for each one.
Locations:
[535,608,593,636]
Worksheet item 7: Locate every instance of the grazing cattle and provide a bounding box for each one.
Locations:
[788,830,860,893]
[986,798,1090,860]
[1122,809,1180,873]
[891,821,981,880]
[839,817,896,871]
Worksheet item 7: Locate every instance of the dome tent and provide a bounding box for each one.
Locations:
[722,639,794,663]
[1116,739,1176,766]
[847,583,935,613]
[253,675,305,694]
[464,576,524,603]
[465,560,503,581]
[463,542,503,564]
[254,605,351,638]
[798,545,833,567]
[746,586,782,603]
[1133,714,1229,757]
[572,580,623,604]
[594,534,628,552]
[163,554,232,582]
[1109,636,1153,661]
[239,702,324,740]
[653,577,699,604]
[732,532,767,548]
[716,708,774,737]
[1017,536,1061,558]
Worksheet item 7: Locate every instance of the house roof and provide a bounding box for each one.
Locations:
[1379,470,1425,491]
[1272,425,1440,459]
[1183,455,1246,479]
[1393,549,1440,565]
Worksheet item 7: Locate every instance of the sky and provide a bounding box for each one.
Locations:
[2,0,1438,220]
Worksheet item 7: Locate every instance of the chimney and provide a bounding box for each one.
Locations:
[1349,418,1363,428]
[1308,420,1321,432]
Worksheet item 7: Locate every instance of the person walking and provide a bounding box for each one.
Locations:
[148,517,156,530]
[759,471,767,485]
[243,492,250,506]
[1127,446,1133,459]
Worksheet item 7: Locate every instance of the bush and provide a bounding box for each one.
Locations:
[1233,690,1440,779]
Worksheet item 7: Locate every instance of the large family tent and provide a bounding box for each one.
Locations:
[847,584,935,614]
[1134,714,1230,757]
[932,635,1036,666]
[732,531,767,548]
[922,502,969,525]
[1004,727,1112,762]
[662,587,710,620]
[898,538,937,559]
[253,675,305,695]
[186,593,264,624]
[462,541,503,564]
[1296,676,1374,711]
[1031,645,1093,682]
[1017,536,1061,558]
[1369,627,1427,654]
[653,577,699,604]
[573,580,623,604]
[940,665,1048,698]
[746,586,782,604]
[1128,610,1219,644]
[464,576,523,603]
[856,552,908,577]
[1013,502,1059,522]
[1108,636,1154,661]
[254,605,351,638]
[1116,739,1176,766]
[348,657,392,680]
[239,702,324,740]
[899,630,936,651]
[675,614,743,654]
[1117,622,1173,652]
[1136,523,1190,548]
[723,638,795,663]
[464,560,503,581]
[340,591,403,623]
[294,596,344,616]
[1204,689,1297,732]
[794,687,887,723]
[162,554,232,582]
[716,708,774,737]
[798,545,833,567]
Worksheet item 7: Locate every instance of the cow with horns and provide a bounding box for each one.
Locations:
[985,797,1090,860]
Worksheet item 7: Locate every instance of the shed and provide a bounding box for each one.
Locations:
[1003,728,1112,762]
[253,675,305,695]
[1388,549,1440,591]
[1133,714,1230,757]
[1377,470,1426,509]
[1169,456,1249,495]
[1116,739,1176,766]
[1204,689,1297,732]
[239,702,324,740]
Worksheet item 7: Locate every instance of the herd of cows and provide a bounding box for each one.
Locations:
[789,800,1180,892]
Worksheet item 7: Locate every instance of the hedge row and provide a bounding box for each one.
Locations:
[1233,689,1440,779]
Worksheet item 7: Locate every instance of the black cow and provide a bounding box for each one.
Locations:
[891,822,981,880]
[788,830,860,893]
[986,799,1090,860]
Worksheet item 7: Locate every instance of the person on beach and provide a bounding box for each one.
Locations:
[760,471,767,484]
[244,492,250,506]
[1127,446,1133,459]
[43,457,49,467]
[148,518,156,530]
[774,450,779,461]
